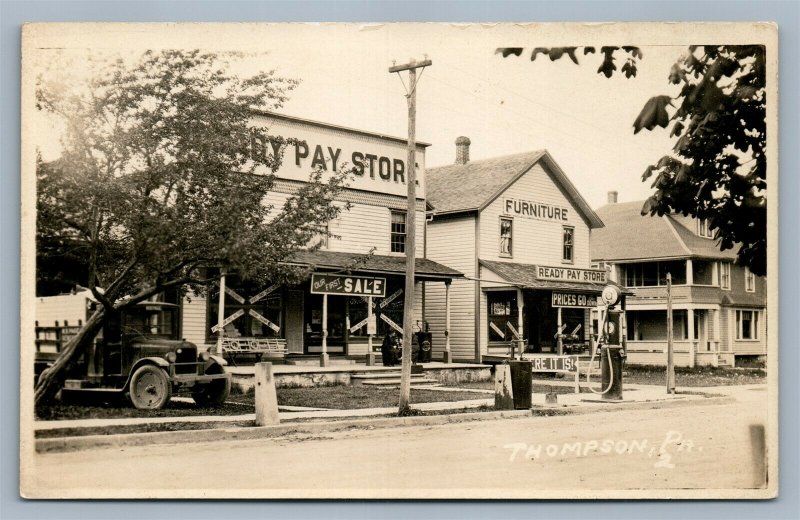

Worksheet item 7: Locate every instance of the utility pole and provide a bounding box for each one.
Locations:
[666,272,675,394]
[389,57,431,414]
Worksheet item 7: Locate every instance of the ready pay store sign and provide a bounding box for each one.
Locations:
[249,114,425,199]
[310,273,387,297]
[536,265,607,284]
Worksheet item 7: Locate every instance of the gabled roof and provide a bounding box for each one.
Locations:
[285,250,463,281]
[591,201,738,262]
[253,110,431,148]
[426,150,604,228]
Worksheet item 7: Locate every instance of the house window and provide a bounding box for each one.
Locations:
[698,218,713,238]
[736,310,759,340]
[719,262,731,290]
[390,211,406,253]
[309,223,329,250]
[562,226,574,263]
[624,261,686,287]
[693,260,715,285]
[745,267,756,292]
[487,291,517,342]
[499,218,513,257]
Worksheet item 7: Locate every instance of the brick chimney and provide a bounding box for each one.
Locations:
[455,136,471,165]
[607,191,618,204]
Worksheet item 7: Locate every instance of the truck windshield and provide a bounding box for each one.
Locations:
[124,308,177,339]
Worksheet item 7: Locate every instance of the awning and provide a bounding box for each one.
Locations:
[285,250,463,281]
[481,259,626,293]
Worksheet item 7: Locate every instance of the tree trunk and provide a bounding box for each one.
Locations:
[34,307,106,406]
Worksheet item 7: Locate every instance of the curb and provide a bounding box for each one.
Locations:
[35,409,532,454]
[35,394,736,454]
[540,394,736,415]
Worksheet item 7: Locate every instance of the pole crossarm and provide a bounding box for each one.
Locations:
[390,59,432,97]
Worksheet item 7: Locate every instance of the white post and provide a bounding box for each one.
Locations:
[687,308,696,368]
[494,364,514,410]
[686,259,694,285]
[666,273,675,394]
[320,293,329,367]
[254,362,280,426]
[444,281,452,363]
[516,287,524,358]
[366,296,375,366]
[215,270,227,355]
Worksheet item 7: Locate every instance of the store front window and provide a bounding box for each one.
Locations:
[207,274,283,341]
[487,291,517,342]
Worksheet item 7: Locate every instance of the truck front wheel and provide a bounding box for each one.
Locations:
[129,364,172,410]
[192,365,230,407]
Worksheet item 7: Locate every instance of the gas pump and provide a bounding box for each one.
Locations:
[585,285,626,400]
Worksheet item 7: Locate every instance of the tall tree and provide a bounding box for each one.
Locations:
[35,50,351,404]
[496,45,767,275]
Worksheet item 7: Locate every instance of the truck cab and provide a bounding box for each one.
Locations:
[67,301,231,410]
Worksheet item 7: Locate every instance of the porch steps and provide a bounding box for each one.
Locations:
[717,354,734,367]
[351,372,438,387]
[285,357,358,366]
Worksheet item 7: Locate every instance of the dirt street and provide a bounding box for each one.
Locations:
[25,386,770,498]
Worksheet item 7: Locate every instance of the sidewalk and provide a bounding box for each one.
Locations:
[33,383,740,432]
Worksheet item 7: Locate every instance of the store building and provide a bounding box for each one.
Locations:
[591,194,767,367]
[424,138,610,363]
[180,113,462,363]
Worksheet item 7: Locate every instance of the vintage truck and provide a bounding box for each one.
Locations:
[38,295,231,410]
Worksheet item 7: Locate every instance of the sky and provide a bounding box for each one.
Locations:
[29,23,690,210]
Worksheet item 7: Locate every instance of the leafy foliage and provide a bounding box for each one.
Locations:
[637,46,767,275]
[35,50,352,402]
[496,46,642,78]
[496,44,767,275]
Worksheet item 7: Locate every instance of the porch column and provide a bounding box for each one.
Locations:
[557,307,563,356]
[686,259,694,285]
[444,281,452,363]
[215,269,227,355]
[320,293,329,367]
[516,288,524,358]
[713,308,721,350]
[366,296,375,366]
[687,308,695,368]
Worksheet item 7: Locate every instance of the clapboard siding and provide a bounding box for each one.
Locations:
[182,292,213,351]
[479,162,591,267]
[425,216,477,361]
[720,308,731,352]
[265,192,424,256]
[329,204,426,257]
[730,308,767,355]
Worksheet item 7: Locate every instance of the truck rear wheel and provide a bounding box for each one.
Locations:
[192,365,230,407]
[129,364,172,410]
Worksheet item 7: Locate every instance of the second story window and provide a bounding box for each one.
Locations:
[390,211,407,253]
[698,218,713,238]
[562,226,574,263]
[745,266,756,292]
[719,262,731,290]
[499,218,513,257]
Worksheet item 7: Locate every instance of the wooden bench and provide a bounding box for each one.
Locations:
[220,337,288,366]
